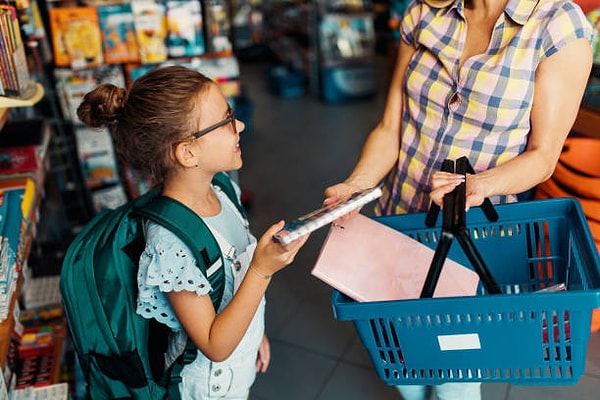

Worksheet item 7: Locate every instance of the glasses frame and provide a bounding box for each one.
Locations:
[191,106,236,139]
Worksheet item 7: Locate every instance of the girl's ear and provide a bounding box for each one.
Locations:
[174,141,199,168]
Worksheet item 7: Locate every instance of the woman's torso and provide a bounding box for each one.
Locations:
[378,0,592,215]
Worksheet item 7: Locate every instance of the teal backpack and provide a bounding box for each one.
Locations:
[60,172,245,399]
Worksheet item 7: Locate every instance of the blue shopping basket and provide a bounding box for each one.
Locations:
[332,198,600,386]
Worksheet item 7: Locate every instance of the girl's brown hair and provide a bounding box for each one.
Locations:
[77,65,214,185]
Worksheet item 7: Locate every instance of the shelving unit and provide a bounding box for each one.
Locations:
[0,83,45,108]
[265,0,376,102]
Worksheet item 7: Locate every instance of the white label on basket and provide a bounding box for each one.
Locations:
[437,334,481,351]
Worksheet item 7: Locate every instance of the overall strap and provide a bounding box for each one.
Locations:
[212,172,247,219]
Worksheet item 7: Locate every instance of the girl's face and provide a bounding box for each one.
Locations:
[193,84,245,173]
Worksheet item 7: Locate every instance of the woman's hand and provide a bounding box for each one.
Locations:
[429,171,464,207]
[323,182,364,222]
[255,334,271,373]
[430,172,491,211]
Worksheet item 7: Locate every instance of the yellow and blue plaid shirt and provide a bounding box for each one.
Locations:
[377,0,593,215]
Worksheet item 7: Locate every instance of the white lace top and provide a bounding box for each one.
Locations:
[136,184,250,331]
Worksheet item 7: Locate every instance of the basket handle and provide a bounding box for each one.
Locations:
[421,157,502,297]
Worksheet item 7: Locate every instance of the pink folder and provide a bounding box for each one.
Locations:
[311,214,480,302]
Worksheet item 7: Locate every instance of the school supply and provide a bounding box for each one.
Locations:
[273,186,382,245]
[60,172,244,399]
[312,213,480,302]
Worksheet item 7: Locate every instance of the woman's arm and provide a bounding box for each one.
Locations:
[430,38,593,209]
[324,41,416,204]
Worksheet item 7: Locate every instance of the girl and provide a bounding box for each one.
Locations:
[77,65,309,399]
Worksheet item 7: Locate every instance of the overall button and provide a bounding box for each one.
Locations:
[233,260,241,271]
[211,384,222,392]
[214,368,222,377]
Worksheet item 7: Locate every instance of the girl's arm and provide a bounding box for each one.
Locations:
[168,221,309,361]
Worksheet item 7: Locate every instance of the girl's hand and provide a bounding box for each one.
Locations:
[255,334,271,373]
[250,221,309,278]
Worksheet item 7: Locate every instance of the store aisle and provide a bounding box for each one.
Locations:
[236,56,600,400]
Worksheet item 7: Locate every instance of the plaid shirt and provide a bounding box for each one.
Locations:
[377,0,592,215]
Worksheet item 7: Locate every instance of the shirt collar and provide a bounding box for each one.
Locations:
[445,0,537,26]
[504,0,538,26]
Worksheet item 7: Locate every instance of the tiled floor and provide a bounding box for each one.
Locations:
[236,56,600,400]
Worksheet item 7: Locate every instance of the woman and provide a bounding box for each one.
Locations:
[324,0,593,399]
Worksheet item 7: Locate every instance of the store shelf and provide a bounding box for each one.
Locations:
[0,83,45,108]
[0,109,8,131]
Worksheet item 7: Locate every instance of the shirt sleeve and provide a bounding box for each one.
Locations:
[136,220,212,330]
[400,0,421,47]
[541,1,593,59]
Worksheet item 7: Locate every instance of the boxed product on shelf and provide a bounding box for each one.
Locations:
[11,382,69,400]
[204,0,233,53]
[165,0,205,58]
[48,6,104,69]
[130,0,168,64]
[74,126,120,189]
[97,3,141,64]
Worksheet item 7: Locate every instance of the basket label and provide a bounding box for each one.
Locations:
[437,334,481,351]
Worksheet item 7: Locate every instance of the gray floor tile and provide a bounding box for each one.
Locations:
[250,340,338,400]
[317,361,400,400]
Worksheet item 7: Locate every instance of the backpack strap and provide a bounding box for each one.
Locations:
[136,196,226,309]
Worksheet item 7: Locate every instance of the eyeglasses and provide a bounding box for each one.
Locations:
[191,106,236,139]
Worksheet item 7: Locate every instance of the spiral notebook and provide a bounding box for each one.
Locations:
[311,214,480,302]
[273,186,382,245]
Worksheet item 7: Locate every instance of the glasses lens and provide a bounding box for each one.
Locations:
[228,107,237,134]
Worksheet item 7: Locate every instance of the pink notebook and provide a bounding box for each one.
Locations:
[311,214,480,302]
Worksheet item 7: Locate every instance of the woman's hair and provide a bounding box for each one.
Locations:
[77,65,214,185]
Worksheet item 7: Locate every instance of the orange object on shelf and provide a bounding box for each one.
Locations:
[592,309,600,332]
[559,137,600,177]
